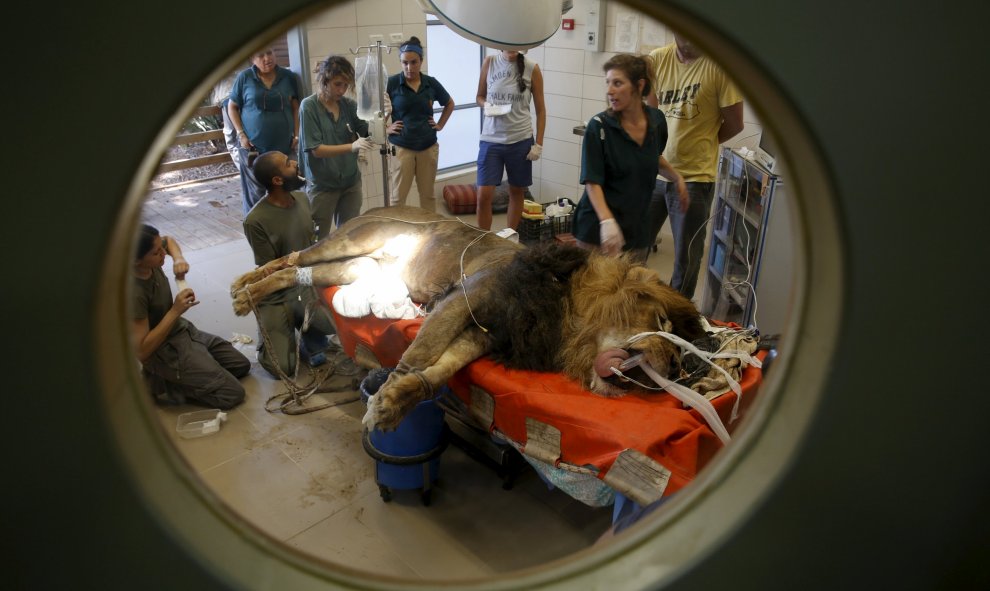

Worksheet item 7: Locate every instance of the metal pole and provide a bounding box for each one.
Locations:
[376,40,390,208]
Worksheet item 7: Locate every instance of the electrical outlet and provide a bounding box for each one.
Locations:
[369,34,384,44]
[389,32,403,44]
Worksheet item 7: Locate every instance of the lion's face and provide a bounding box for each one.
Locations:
[564,259,705,397]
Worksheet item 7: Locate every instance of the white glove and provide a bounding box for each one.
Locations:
[526,143,543,161]
[599,218,625,256]
[351,137,375,153]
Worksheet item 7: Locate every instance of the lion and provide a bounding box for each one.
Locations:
[230,206,705,431]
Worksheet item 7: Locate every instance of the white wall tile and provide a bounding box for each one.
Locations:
[581,98,607,122]
[582,74,605,101]
[543,138,580,168]
[545,94,583,121]
[541,159,580,187]
[526,47,546,66]
[569,0,596,25]
[544,47,585,74]
[583,50,617,75]
[356,0,403,27]
[546,116,583,145]
[306,27,359,63]
[542,71,584,98]
[306,2,357,29]
[401,0,424,23]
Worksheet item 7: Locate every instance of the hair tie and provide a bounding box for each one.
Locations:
[399,43,423,57]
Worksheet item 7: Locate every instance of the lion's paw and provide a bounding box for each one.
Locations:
[363,373,425,431]
[231,289,253,316]
[229,271,260,297]
[363,391,405,432]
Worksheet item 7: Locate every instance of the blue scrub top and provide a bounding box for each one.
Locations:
[386,72,451,151]
[229,65,302,155]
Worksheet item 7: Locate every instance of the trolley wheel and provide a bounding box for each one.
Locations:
[379,485,392,502]
[421,489,432,506]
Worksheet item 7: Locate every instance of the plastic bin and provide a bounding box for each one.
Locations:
[176,409,227,439]
[360,369,448,505]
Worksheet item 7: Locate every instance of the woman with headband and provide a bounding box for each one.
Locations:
[384,36,455,212]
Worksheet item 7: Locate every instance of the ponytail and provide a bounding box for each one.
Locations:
[516,53,527,93]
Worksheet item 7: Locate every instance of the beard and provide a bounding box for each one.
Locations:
[281,173,306,192]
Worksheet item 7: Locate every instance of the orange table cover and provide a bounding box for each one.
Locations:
[323,286,763,497]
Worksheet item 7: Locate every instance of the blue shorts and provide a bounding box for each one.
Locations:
[477,138,534,187]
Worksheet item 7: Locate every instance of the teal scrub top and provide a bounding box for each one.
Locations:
[572,107,668,249]
[229,65,302,155]
[299,95,368,191]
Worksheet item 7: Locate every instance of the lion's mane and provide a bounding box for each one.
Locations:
[469,242,704,393]
[474,242,590,371]
[561,254,706,389]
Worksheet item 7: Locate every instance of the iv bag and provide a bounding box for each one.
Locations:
[356,55,387,121]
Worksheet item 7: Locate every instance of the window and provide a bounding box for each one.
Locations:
[426,19,482,170]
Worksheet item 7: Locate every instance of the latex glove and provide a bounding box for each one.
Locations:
[599,218,625,256]
[351,137,375,153]
[526,143,543,161]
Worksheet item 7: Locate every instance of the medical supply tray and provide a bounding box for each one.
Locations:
[518,200,574,245]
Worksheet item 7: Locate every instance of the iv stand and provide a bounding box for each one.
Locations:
[350,40,401,207]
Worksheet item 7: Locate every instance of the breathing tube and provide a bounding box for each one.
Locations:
[614,330,762,446]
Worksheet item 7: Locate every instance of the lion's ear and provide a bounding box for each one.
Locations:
[623,266,705,341]
[666,298,706,342]
[625,266,661,285]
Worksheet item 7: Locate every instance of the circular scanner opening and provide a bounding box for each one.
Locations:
[95,1,842,589]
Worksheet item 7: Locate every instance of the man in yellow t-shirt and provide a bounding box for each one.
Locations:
[645,35,744,299]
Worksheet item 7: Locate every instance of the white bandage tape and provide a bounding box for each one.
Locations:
[296,266,313,286]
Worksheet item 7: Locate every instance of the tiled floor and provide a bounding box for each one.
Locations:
[141,177,682,581]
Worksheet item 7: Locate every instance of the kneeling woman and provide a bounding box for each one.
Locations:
[132,224,249,409]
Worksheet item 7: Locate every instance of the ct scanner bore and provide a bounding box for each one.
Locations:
[7,0,988,590]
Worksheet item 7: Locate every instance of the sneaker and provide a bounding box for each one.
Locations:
[308,351,328,367]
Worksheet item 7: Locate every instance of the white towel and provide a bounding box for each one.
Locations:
[331,275,422,320]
